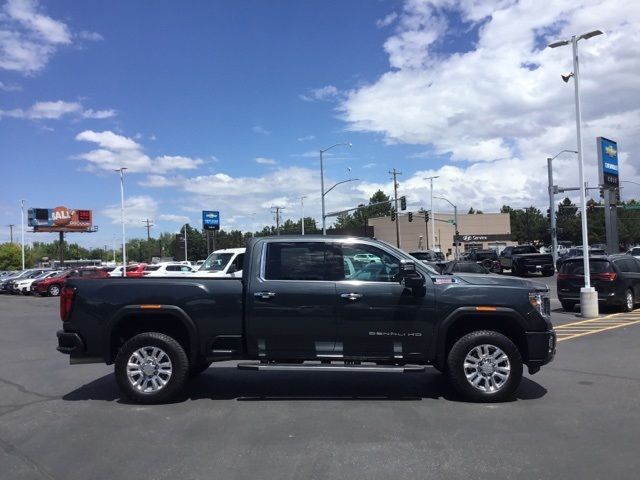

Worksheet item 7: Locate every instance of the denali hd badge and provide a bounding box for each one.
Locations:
[369,331,422,337]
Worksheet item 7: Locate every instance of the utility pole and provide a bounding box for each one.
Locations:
[271,206,285,235]
[424,176,439,252]
[300,196,307,235]
[142,219,154,241]
[20,200,25,269]
[8,224,14,243]
[389,168,402,248]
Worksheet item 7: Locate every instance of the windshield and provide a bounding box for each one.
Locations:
[199,253,234,271]
[33,271,53,280]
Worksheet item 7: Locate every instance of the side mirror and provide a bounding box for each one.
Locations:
[399,260,425,288]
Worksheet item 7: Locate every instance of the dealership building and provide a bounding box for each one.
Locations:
[368,212,515,258]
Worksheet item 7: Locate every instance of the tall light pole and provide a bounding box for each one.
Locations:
[435,196,458,260]
[183,224,188,262]
[424,176,439,252]
[549,29,603,317]
[20,199,25,269]
[300,195,307,235]
[115,167,127,276]
[319,142,352,235]
[547,150,578,266]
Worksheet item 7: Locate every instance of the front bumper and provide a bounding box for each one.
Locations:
[525,329,556,374]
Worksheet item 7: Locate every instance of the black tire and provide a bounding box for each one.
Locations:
[622,289,635,313]
[446,330,523,403]
[48,284,61,296]
[561,301,576,312]
[189,361,213,378]
[115,332,189,404]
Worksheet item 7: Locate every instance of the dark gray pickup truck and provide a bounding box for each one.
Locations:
[57,236,556,404]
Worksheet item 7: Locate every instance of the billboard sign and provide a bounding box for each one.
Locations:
[28,207,94,232]
[597,137,619,188]
[202,210,220,231]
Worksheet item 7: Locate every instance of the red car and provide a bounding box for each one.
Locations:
[125,263,148,278]
[33,268,110,296]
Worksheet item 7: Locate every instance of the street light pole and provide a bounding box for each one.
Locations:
[183,224,188,262]
[549,29,602,317]
[115,167,128,277]
[300,195,307,235]
[319,143,352,235]
[20,199,25,269]
[424,176,439,252]
[434,196,458,260]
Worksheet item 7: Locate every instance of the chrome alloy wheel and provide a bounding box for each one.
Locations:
[463,344,511,393]
[626,290,634,311]
[126,346,173,393]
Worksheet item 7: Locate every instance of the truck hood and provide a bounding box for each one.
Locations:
[452,273,548,291]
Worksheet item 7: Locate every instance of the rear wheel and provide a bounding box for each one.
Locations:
[446,330,522,402]
[47,284,61,296]
[561,301,576,312]
[115,332,189,404]
[622,289,635,312]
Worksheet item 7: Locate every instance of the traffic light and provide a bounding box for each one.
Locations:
[391,210,396,221]
[424,212,430,222]
[599,187,605,199]
[400,196,407,211]
[408,212,413,222]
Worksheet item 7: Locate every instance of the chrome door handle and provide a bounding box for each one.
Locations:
[340,293,363,301]
[254,291,276,299]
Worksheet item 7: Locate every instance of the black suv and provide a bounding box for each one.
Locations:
[557,255,640,312]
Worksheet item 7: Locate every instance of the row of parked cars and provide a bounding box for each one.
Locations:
[0,248,247,297]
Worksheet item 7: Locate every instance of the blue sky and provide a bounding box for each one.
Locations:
[1,0,639,247]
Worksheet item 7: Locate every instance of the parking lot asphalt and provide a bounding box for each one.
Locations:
[2,292,640,480]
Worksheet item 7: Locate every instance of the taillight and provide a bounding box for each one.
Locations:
[60,287,76,322]
[593,272,617,281]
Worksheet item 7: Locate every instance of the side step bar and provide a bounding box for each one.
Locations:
[237,363,425,373]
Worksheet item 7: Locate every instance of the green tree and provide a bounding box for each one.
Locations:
[0,243,21,270]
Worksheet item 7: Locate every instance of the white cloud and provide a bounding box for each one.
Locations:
[252,125,270,135]
[78,30,103,42]
[0,80,21,91]
[102,195,158,226]
[255,157,277,165]
[158,213,190,224]
[297,135,315,142]
[0,100,115,120]
[0,0,96,74]
[339,0,640,210]
[300,85,341,102]
[138,175,181,188]
[376,12,398,28]
[75,130,204,174]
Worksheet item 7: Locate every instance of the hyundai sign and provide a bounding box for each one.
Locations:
[597,137,619,188]
[202,210,220,230]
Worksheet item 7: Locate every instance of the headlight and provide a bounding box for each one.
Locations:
[529,291,550,318]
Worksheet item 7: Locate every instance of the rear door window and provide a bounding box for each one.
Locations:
[614,258,640,273]
[264,242,342,281]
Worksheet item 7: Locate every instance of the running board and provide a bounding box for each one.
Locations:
[237,363,425,373]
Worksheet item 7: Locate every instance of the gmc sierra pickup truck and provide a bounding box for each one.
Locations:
[498,245,555,277]
[57,236,556,404]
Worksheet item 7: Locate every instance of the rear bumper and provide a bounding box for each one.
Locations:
[525,330,556,373]
[56,330,85,355]
[558,291,621,305]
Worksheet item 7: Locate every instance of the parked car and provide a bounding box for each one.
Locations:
[498,245,554,277]
[1,269,48,293]
[556,247,606,271]
[33,268,109,296]
[57,236,556,404]
[125,264,148,278]
[195,248,245,277]
[408,250,447,273]
[627,246,640,259]
[442,261,491,275]
[143,263,197,277]
[557,255,640,312]
[466,249,501,272]
[13,270,60,295]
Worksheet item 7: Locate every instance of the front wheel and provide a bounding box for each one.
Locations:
[115,332,189,404]
[446,330,523,402]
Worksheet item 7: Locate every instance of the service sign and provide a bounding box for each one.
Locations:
[597,137,619,188]
[28,206,93,232]
[202,210,220,230]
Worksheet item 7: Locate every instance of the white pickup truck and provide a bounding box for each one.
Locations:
[194,247,245,277]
